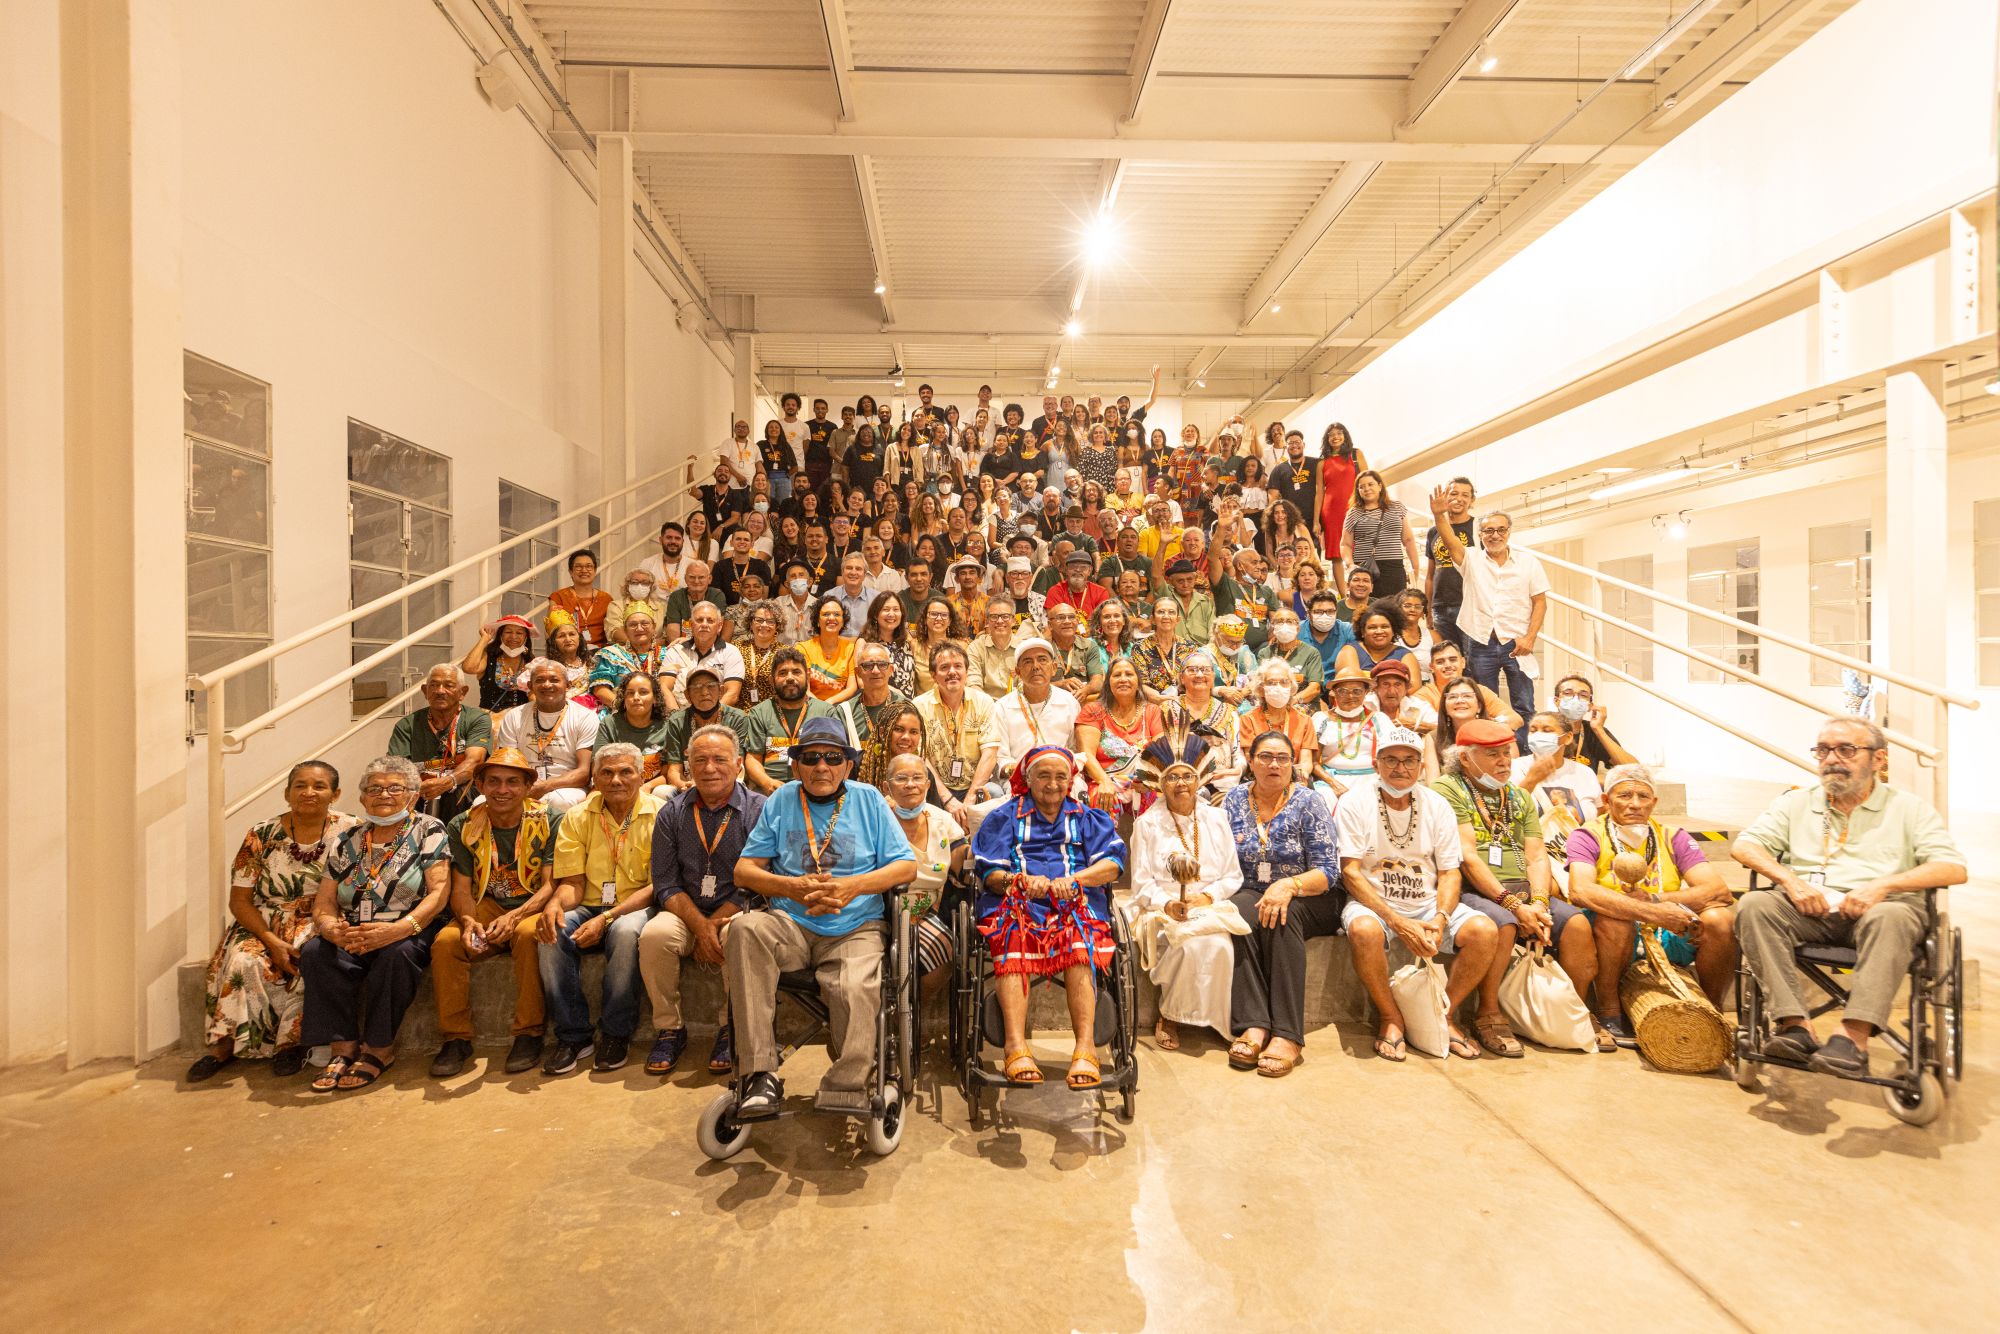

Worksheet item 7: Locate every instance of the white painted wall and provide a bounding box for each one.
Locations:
[0,0,734,1065]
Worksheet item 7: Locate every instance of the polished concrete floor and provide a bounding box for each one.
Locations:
[3,970,1992,1334]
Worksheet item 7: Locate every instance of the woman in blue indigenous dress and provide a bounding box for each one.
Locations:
[971,745,1127,1090]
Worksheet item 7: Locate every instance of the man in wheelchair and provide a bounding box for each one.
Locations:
[1731,719,1965,1078]
[727,716,916,1118]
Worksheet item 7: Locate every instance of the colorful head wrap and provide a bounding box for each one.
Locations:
[1009,744,1077,796]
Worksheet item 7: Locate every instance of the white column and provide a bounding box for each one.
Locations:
[597,132,634,535]
[60,0,187,1062]
[731,333,757,434]
[1883,363,1948,807]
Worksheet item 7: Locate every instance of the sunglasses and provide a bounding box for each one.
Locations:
[794,750,849,768]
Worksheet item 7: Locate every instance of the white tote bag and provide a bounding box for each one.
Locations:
[1498,945,1596,1051]
[1389,958,1452,1059]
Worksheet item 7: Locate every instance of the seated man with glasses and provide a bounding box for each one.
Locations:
[1548,674,1637,775]
[725,716,917,1117]
[1731,718,1964,1077]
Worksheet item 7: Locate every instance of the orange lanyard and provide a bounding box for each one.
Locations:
[427,708,461,762]
[1252,784,1293,859]
[799,788,846,873]
[597,807,636,881]
[692,803,732,870]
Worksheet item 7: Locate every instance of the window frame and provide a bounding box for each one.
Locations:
[1596,554,1654,682]
[1685,538,1760,683]
[498,479,561,621]
[185,351,274,734]
[1806,520,1872,688]
[347,420,453,708]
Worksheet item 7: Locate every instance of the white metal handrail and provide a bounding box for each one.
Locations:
[1523,544,1980,711]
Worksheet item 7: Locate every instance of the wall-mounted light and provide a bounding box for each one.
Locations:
[1476,41,1498,73]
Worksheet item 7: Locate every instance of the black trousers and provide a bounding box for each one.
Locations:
[300,930,435,1049]
[1366,558,1409,597]
[1228,889,1344,1045]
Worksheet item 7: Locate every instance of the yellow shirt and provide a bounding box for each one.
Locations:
[799,635,857,700]
[553,789,664,905]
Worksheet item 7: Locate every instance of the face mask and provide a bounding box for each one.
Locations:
[1617,822,1650,842]
[1334,703,1364,719]
[1527,733,1562,755]
[754,501,769,513]
[1379,781,1415,799]
[361,807,408,826]
[1558,696,1591,723]
[1473,770,1504,791]
[1272,623,1298,644]
[627,584,650,599]
[1311,613,1337,634]
[892,803,926,820]
[789,578,809,596]
[1262,685,1292,709]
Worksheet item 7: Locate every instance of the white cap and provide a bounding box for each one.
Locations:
[1012,636,1056,664]
[1378,725,1424,755]
[1005,556,1032,574]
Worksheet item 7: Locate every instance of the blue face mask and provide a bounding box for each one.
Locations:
[892,803,926,820]
[1473,771,1504,791]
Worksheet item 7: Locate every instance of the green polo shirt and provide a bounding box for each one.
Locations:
[663,587,729,630]
[1737,782,1961,891]
[1169,588,1218,646]
[1433,774,1539,884]
[660,704,755,767]
[1096,552,1153,590]
[388,705,493,770]
[1257,642,1325,690]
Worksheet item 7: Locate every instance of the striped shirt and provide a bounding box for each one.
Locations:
[1343,501,1410,568]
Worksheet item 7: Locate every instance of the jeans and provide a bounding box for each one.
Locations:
[539,904,654,1044]
[1431,603,1468,656]
[1469,633,1534,746]
[769,472,793,503]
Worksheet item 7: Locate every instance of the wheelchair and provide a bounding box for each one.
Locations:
[1732,873,1965,1126]
[946,897,1140,1127]
[696,895,917,1159]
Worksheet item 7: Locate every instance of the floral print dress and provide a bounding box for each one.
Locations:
[203,812,355,1057]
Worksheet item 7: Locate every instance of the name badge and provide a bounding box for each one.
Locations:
[1805,871,1826,889]
[1256,861,1272,882]
[599,880,618,907]
[1488,844,1505,867]
[701,874,718,898]
[355,897,375,923]
[949,757,966,783]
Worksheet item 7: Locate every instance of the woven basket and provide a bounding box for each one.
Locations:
[1620,929,1730,1073]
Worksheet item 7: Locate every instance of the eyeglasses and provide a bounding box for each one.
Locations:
[1809,743,1878,761]
[362,785,411,797]
[793,751,848,768]
[1378,754,1423,770]
[1478,526,1509,537]
[858,659,892,671]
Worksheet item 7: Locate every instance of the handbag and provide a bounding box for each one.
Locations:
[1389,958,1452,1059]
[1498,944,1596,1051]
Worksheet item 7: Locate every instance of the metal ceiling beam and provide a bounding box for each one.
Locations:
[563,69,1665,165]
[816,0,857,122]
[1184,345,1228,386]
[1645,0,1835,129]
[1122,0,1177,125]
[1402,0,1529,127]
[1239,160,1380,327]
[1390,164,1605,327]
[851,154,895,324]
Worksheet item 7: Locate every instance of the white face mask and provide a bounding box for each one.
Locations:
[1527,732,1562,755]
[1334,702,1365,719]
[1473,770,1504,791]
[892,802,925,820]
[627,583,651,600]
[1310,613,1337,634]
[1262,684,1292,709]
[789,578,809,596]
[1271,622,1298,644]
[753,500,769,513]
[1617,822,1650,842]
[1379,780,1415,798]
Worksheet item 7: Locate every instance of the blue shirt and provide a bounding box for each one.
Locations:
[1222,784,1340,894]
[740,779,913,935]
[1304,620,1356,676]
[970,796,1127,918]
[650,782,764,914]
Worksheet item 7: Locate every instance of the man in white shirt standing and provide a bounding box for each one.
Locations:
[1335,727,1499,1062]
[1427,489,1547,747]
[639,521,690,595]
[492,660,598,814]
[978,637,1082,802]
[719,418,759,503]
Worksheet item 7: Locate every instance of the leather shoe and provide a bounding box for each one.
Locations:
[504,1034,544,1075]
[707,1024,735,1074]
[429,1038,474,1079]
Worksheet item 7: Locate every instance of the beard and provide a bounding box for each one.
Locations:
[1821,766,1866,798]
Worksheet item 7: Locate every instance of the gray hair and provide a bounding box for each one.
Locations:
[688,724,742,758]
[1441,745,1467,777]
[1255,657,1298,687]
[593,742,643,772]
[425,663,472,689]
[1483,509,1514,531]
[523,656,567,682]
[362,755,422,788]
[1823,716,1888,750]
[1602,763,1658,796]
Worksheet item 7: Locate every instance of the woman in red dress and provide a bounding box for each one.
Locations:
[1318,422,1367,585]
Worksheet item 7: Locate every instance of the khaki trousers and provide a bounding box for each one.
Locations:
[432,897,544,1040]
[638,910,731,1031]
[724,911,884,1090]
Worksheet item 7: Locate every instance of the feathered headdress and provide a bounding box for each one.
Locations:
[1134,708,1220,792]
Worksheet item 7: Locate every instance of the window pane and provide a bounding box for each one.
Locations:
[351,567,404,644]
[352,641,405,696]
[1809,523,1869,562]
[1982,642,2000,689]
[499,480,558,535]
[184,352,270,454]
[187,540,271,636]
[408,507,451,574]
[187,441,270,545]
[189,638,274,731]
[1734,573,1758,609]
[1976,543,2000,591]
[407,580,454,639]
[349,420,449,507]
[350,491,404,568]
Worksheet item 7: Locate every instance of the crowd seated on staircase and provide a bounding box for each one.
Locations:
[185,387,1965,1101]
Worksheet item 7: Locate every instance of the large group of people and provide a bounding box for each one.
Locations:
[189,388,1966,1109]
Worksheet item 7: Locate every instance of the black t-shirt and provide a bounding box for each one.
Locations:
[717,556,774,605]
[1425,519,1475,605]
[847,441,885,491]
[802,418,835,473]
[758,436,792,478]
[1271,457,1318,515]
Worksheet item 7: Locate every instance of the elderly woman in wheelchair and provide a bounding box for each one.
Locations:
[970,745,1128,1090]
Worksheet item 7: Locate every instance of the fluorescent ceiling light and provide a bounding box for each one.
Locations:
[1589,465,1721,502]
[1619,0,1724,79]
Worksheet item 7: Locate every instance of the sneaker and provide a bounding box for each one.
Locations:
[707,1024,735,1074]
[504,1034,544,1075]
[542,1038,594,1076]
[1762,1025,1819,1063]
[1806,1034,1868,1077]
[429,1038,475,1078]
[814,1084,872,1116]
[594,1035,630,1071]
[736,1071,784,1120]
[645,1028,689,1075]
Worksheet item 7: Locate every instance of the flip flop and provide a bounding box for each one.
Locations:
[1002,1047,1043,1085]
[310,1055,352,1094]
[1373,1035,1407,1062]
[1066,1051,1102,1089]
[1152,1017,1181,1051]
[1447,1031,1481,1060]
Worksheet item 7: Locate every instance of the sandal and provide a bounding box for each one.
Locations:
[1447,1030,1482,1060]
[1066,1051,1102,1089]
[1002,1047,1043,1085]
[1474,1015,1524,1059]
[1228,1035,1265,1070]
[310,1055,352,1094]
[335,1052,391,1090]
[1256,1047,1303,1079]
[1152,1017,1180,1051]
[1590,1019,1620,1054]
[1373,1032,1407,1063]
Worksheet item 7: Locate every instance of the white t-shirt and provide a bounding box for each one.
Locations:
[494,700,601,783]
[639,551,691,594]
[776,416,808,468]
[1511,755,1603,854]
[719,435,759,487]
[866,566,908,594]
[1335,778,1463,918]
[981,688,1082,777]
[658,638,746,684]
[1316,710,1387,777]
[897,804,966,900]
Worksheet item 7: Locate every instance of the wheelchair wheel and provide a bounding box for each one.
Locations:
[697,1089,754,1160]
[1943,928,1964,1083]
[1732,1056,1761,1092]
[864,1084,906,1156]
[1884,1072,1944,1127]
[1117,1087,1136,1124]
